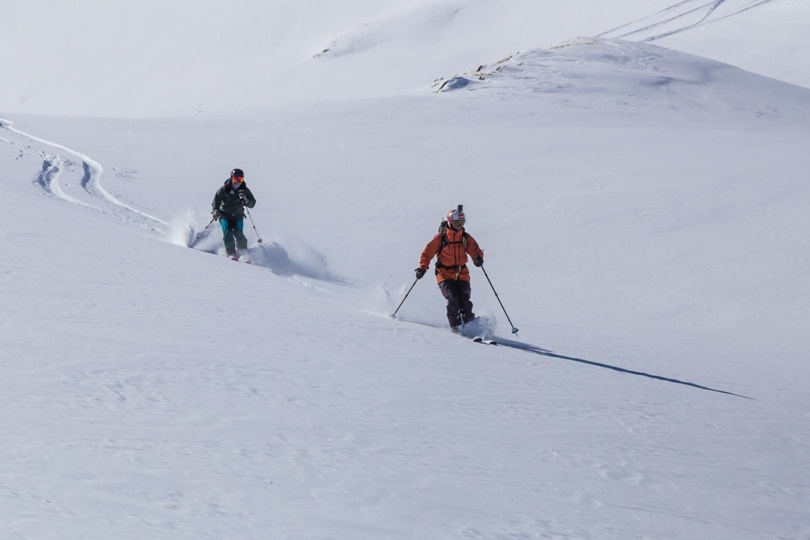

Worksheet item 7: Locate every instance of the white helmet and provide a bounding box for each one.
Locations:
[446,205,466,229]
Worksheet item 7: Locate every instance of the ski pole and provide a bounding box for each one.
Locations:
[480,265,519,335]
[190,217,216,248]
[390,277,419,319]
[244,206,263,244]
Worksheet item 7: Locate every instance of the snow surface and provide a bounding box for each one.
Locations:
[2,3,810,540]
[2,0,809,117]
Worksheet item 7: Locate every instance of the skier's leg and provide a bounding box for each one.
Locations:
[221,219,237,256]
[439,281,463,330]
[458,281,475,324]
[233,219,248,251]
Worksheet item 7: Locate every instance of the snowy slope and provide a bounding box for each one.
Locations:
[602,0,810,89]
[3,36,810,539]
[1,0,808,117]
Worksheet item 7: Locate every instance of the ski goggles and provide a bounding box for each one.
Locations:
[231,176,244,183]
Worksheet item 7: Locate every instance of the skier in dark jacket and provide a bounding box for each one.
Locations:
[212,168,257,258]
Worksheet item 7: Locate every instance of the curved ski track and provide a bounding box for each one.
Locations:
[598,0,775,43]
[0,117,168,233]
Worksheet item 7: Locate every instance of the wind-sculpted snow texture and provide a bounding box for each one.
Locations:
[2,24,810,540]
[434,37,810,122]
[2,0,807,117]
[314,1,466,58]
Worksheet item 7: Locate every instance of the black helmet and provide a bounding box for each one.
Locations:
[231,168,244,178]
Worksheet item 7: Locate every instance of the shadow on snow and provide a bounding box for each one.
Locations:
[494,336,753,400]
[244,242,350,285]
[185,218,348,285]
[395,316,750,399]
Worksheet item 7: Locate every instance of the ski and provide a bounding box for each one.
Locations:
[230,253,253,264]
[472,336,498,346]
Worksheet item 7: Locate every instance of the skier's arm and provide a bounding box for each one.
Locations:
[419,234,441,270]
[212,189,222,212]
[243,187,256,208]
[465,234,484,264]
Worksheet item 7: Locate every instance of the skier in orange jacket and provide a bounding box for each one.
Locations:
[416,205,485,332]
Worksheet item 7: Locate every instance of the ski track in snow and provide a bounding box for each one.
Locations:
[0,117,168,233]
[598,0,775,43]
[37,157,99,210]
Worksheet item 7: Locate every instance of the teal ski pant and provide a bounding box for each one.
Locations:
[220,218,247,255]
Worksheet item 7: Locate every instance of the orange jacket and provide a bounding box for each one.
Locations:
[420,226,484,283]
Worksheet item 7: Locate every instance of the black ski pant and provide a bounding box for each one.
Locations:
[439,280,475,329]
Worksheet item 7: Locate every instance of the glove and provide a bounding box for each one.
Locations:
[238,192,247,203]
[473,254,484,267]
[415,267,426,279]
[212,209,221,219]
